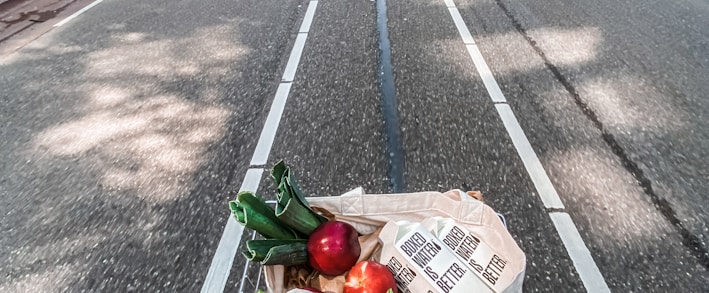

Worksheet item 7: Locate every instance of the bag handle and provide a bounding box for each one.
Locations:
[308,190,487,225]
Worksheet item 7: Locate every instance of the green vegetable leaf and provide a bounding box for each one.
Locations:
[271,161,327,235]
[229,191,300,239]
[243,239,308,266]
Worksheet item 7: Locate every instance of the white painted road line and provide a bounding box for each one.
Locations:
[250,82,293,166]
[282,33,309,82]
[201,168,264,293]
[445,1,611,292]
[53,0,105,27]
[495,104,564,209]
[203,1,319,291]
[448,7,507,103]
[464,44,507,103]
[550,212,612,292]
[448,8,475,45]
[299,1,319,33]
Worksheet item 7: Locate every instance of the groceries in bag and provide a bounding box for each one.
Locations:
[229,161,526,292]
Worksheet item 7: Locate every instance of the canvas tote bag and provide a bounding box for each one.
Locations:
[264,188,525,293]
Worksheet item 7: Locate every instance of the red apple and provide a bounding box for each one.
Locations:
[307,221,361,276]
[344,261,398,293]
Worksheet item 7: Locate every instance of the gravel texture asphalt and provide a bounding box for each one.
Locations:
[1,0,708,291]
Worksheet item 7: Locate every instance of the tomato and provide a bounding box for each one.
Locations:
[343,261,398,293]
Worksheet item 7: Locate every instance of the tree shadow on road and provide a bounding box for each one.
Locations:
[387,0,709,290]
[0,0,309,291]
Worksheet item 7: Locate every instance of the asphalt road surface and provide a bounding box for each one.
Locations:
[1,0,708,292]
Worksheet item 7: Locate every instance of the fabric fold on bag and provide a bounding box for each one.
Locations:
[264,188,526,293]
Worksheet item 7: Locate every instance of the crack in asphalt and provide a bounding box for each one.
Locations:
[493,0,709,271]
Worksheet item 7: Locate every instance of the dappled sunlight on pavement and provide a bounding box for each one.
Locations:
[546,146,671,240]
[577,75,688,132]
[478,27,602,74]
[30,24,248,203]
[0,6,262,289]
[1,264,78,292]
[33,93,229,203]
[88,26,249,78]
[528,27,601,66]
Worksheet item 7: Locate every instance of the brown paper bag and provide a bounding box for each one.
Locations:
[265,188,525,293]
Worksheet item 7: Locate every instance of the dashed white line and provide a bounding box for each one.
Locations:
[282,33,309,82]
[250,82,293,166]
[202,1,319,291]
[444,1,610,292]
[495,104,564,209]
[448,8,475,44]
[448,3,507,103]
[201,168,264,293]
[299,1,319,33]
[252,1,317,166]
[464,44,507,103]
[53,0,105,27]
[550,212,611,293]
